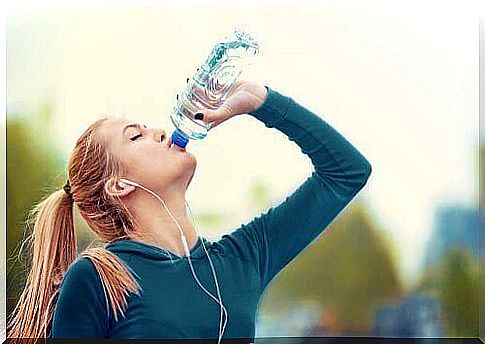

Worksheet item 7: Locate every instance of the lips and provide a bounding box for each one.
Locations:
[166,134,185,152]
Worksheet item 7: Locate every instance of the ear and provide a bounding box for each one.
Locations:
[104,177,136,198]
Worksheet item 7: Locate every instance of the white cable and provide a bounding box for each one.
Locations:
[186,200,228,340]
[119,178,228,343]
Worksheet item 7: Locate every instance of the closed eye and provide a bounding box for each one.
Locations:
[130,133,142,141]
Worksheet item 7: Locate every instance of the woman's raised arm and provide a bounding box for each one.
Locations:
[218,85,372,290]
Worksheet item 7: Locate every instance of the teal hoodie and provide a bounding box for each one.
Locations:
[52,86,372,340]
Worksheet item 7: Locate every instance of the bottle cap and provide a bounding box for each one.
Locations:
[172,128,189,148]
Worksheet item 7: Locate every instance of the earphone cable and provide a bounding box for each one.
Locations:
[186,200,228,341]
[120,179,227,343]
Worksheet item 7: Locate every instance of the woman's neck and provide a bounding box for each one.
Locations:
[128,190,198,257]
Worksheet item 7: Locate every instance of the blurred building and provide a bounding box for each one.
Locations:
[373,304,399,336]
[424,205,479,269]
[373,294,443,337]
[255,300,322,337]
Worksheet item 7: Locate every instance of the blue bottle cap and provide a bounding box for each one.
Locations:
[172,128,189,148]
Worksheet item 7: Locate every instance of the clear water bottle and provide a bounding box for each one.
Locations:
[170,27,260,148]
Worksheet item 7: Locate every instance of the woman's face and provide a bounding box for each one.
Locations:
[99,117,197,194]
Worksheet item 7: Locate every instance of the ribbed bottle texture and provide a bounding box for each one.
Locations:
[170,27,260,147]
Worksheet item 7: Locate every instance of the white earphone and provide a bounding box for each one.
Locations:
[116,178,228,342]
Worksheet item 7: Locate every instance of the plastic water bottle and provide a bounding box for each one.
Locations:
[170,27,260,148]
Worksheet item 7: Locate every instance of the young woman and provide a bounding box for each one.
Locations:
[7,80,372,341]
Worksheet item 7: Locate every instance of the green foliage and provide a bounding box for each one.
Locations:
[6,105,64,316]
[439,248,479,337]
[194,178,273,235]
[248,178,273,214]
[195,210,226,234]
[259,201,403,333]
[417,247,479,337]
[416,145,482,337]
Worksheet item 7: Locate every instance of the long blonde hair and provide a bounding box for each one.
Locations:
[7,117,146,340]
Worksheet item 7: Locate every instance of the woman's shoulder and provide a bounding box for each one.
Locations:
[61,256,103,292]
[53,257,110,338]
[57,256,108,319]
[66,256,98,277]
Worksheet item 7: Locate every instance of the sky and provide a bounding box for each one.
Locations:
[5,3,479,289]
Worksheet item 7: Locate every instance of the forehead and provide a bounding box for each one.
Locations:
[98,118,134,142]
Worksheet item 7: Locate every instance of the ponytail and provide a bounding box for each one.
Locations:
[7,188,77,340]
[8,115,147,340]
[7,187,143,340]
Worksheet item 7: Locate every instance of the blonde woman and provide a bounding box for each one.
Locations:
[7,80,372,341]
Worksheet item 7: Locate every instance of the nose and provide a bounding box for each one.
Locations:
[151,128,167,144]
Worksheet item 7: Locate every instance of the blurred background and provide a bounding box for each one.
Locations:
[3,2,481,341]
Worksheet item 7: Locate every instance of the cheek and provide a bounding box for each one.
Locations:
[124,150,164,176]
[156,153,188,175]
[128,150,195,181]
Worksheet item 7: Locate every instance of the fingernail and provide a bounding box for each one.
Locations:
[194,113,204,120]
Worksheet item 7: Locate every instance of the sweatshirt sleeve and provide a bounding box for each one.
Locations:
[52,257,110,338]
[219,86,372,290]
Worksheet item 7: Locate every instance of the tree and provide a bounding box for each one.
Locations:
[6,104,64,317]
[439,248,479,337]
[259,201,403,334]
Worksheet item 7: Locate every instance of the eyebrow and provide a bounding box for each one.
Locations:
[123,123,145,136]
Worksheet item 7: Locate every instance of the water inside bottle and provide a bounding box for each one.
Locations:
[169,28,260,140]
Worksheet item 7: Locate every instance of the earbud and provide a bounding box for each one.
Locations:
[118,178,138,189]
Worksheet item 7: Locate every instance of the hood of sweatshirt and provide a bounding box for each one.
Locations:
[104,236,217,261]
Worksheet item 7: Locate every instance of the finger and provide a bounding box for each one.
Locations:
[193,81,244,124]
[200,80,244,123]
[197,104,232,124]
[208,119,225,129]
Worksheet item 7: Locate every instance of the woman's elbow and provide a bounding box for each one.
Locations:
[363,161,372,180]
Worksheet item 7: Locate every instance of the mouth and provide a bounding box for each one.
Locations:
[173,144,186,152]
[167,135,186,152]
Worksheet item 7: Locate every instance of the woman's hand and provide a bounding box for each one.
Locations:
[195,80,268,129]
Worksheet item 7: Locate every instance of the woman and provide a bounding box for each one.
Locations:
[7,80,372,341]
